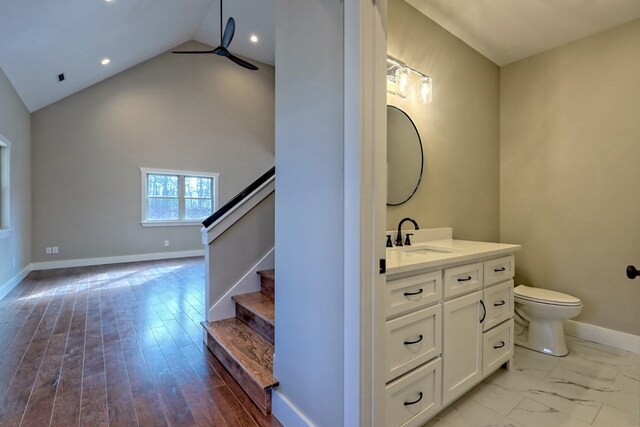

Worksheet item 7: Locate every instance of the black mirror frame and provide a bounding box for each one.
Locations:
[387,105,424,206]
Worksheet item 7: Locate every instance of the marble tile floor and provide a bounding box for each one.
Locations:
[425,336,640,427]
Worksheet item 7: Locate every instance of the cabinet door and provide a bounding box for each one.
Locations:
[442,291,483,406]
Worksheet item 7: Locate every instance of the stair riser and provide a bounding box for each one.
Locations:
[260,276,274,298]
[205,333,272,415]
[236,304,275,345]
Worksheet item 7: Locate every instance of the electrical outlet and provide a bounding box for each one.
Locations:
[164,240,170,247]
[46,247,52,254]
[52,246,59,254]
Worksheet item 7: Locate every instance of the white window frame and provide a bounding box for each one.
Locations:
[0,134,11,240]
[140,168,219,227]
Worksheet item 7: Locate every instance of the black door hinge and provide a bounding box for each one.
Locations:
[379,259,386,274]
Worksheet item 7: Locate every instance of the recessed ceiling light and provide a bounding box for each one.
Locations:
[250,35,259,43]
[105,0,114,2]
[101,58,111,65]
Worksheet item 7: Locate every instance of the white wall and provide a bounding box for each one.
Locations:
[501,19,640,335]
[274,0,345,425]
[0,67,31,295]
[31,41,274,263]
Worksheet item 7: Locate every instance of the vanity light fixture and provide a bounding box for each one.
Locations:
[418,76,432,104]
[395,66,411,98]
[387,55,432,104]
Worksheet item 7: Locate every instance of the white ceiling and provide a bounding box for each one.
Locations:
[405,0,640,66]
[0,0,275,112]
[3,1,638,112]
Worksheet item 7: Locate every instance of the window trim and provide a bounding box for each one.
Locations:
[140,167,219,227]
[0,134,11,240]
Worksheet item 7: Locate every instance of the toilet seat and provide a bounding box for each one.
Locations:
[514,285,582,307]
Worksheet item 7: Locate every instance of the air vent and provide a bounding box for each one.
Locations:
[57,73,65,82]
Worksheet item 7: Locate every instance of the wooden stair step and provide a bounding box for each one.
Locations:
[203,318,278,414]
[257,269,275,298]
[232,292,275,344]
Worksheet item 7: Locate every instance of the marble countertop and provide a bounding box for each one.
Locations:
[386,238,521,275]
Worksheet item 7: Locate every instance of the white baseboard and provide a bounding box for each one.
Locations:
[0,264,33,301]
[30,249,204,271]
[565,320,640,354]
[272,390,316,427]
[208,248,274,322]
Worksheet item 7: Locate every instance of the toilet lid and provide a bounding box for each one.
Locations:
[514,285,582,306]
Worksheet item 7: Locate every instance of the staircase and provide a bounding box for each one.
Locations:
[203,269,278,414]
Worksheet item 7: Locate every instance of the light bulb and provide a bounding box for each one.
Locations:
[419,76,432,104]
[395,67,411,98]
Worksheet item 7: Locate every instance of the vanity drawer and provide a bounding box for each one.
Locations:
[483,280,514,331]
[386,271,442,318]
[386,305,442,381]
[386,358,442,427]
[443,262,483,299]
[484,256,515,287]
[483,319,513,376]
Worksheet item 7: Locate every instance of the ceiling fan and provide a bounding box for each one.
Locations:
[172,0,258,71]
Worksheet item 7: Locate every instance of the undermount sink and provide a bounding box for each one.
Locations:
[403,246,454,254]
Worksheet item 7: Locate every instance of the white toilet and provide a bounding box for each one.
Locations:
[513,285,582,356]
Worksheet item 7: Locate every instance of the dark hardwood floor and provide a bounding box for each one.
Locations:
[0,257,282,427]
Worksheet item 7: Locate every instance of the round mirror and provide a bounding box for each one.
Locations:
[387,105,423,206]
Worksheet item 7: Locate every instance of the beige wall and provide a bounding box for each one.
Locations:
[387,0,501,241]
[501,20,640,334]
[31,41,274,263]
[0,67,31,289]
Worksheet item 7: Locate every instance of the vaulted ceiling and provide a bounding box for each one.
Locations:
[0,0,274,112]
[1,1,639,112]
[406,0,640,66]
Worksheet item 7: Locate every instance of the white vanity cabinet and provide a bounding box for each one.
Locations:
[383,240,519,427]
[442,290,483,405]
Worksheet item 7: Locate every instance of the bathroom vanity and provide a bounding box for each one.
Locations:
[383,228,520,427]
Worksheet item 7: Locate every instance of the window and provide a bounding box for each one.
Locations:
[0,135,10,239]
[141,168,218,226]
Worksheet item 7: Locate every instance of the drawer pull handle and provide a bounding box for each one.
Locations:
[457,276,472,282]
[403,335,423,345]
[494,300,506,307]
[494,267,506,272]
[480,300,486,323]
[403,392,423,406]
[494,341,505,349]
[404,288,423,296]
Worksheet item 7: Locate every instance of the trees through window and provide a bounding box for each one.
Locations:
[141,168,218,225]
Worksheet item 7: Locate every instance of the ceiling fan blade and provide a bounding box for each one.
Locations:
[227,53,259,70]
[221,17,235,48]
[172,50,215,54]
[213,46,227,55]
